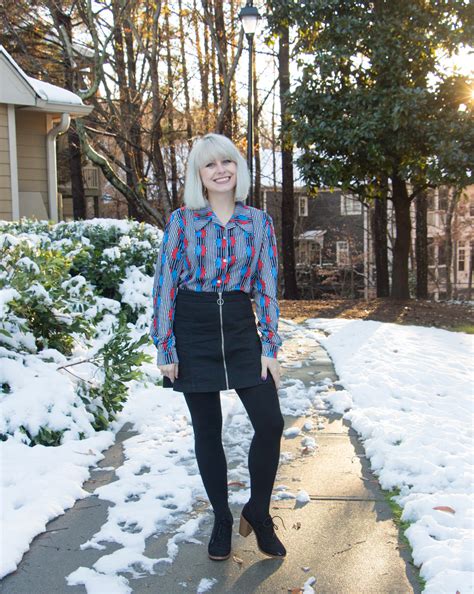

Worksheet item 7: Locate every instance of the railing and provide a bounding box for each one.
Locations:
[83,167,100,189]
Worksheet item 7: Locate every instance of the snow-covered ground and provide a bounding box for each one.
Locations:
[304,318,474,594]
[1,316,472,593]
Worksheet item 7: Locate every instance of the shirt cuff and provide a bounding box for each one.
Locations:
[156,346,179,365]
[261,342,279,358]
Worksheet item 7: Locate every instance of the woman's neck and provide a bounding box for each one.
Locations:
[206,193,236,213]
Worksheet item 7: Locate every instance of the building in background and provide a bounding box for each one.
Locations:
[260,148,473,300]
[0,46,92,222]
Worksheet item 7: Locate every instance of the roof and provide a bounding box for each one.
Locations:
[298,229,327,244]
[0,45,92,116]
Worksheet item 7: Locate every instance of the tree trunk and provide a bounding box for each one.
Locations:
[112,4,141,219]
[213,0,232,136]
[230,0,238,140]
[68,123,86,220]
[444,188,460,299]
[49,4,86,221]
[165,2,179,209]
[124,17,144,219]
[415,190,428,298]
[390,173,411,299]
[148,3,172,217]
[210,18,219,112]
[372,189,390,297]
[467,241,473,301]
[278,24,298,299]
[178,0,193,143]
[253,48,261,211]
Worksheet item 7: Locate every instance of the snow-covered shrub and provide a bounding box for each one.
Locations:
[53,219,158,301]
[74,318,151,433]
[0,237,95,354]
[0,218,161,446]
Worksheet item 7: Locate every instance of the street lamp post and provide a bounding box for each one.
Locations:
[239,2,260,207]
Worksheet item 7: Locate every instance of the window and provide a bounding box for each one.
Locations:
[340,194,362,215]
[336,241,350,266]
[298,195,308,216]
[438,187,449,211]
[458,243,465,272]
[427,188,436,211]
[427,238,435,267]
[438,243,446,267]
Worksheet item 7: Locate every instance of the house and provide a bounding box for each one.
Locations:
[263,185,368,298]
[257,149,368,297]
[425,185,473,299]
[0,46,93,222]
[259,148,473,299]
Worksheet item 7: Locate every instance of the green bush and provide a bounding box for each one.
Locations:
[0,217,160,446]
[77,319,152,431]
[1,239,95,354]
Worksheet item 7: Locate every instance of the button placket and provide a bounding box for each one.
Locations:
[216,225,226,287]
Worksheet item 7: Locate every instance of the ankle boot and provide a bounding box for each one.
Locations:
[239,502,287,558]
[208,511,234,561]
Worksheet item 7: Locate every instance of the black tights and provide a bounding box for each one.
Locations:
[183,376,284,520]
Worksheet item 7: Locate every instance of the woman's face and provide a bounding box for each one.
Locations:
[199,157,237,196]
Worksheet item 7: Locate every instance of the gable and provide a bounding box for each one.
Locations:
[0,54,36,106]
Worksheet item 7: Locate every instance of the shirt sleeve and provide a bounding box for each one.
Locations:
[150,209,184,365]
[251,212,283,358]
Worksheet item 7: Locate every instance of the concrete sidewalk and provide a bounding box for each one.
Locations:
[0,329,422,594]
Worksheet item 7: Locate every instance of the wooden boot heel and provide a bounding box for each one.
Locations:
[239,514,253,537]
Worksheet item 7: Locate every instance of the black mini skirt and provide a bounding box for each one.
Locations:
[162,288,271,393]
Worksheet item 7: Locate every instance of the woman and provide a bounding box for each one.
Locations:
[149,133,286,561]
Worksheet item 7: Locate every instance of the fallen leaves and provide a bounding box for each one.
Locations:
[227,480,246,488]
[433,505,456,514]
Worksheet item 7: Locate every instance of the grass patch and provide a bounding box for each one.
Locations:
[447,323,474,334]
[381,486,426,593]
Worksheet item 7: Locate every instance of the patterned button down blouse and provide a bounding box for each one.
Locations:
[150,199,283,365]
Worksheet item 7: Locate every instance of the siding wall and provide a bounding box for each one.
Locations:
[15,110,48,217]
[0,104,12,220]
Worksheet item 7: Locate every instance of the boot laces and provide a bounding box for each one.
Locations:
[259,514,286,534]
[213,516,232,540]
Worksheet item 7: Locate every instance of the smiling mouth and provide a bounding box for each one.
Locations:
[213,176,232,183]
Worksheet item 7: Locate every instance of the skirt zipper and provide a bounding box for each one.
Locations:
[217,290,230,390]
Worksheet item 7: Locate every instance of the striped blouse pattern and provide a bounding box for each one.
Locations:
[150,199,282,365]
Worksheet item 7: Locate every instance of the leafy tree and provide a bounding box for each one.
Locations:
[281,0,473,298]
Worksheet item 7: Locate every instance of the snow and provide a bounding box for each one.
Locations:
[296,490,311,504]
[283,426,301,437]
[196,577,218,593]
[1,434,114,577]
[0,214,472,593]
[304,318,474,594]
[26,76,86,106]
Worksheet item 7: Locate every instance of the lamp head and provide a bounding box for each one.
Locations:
[238,4,260,36]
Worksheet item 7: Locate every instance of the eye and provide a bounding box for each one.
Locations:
[223,159,232,164]
[205,162,215,168]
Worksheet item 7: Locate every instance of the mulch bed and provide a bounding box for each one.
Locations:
[278,298,474,332]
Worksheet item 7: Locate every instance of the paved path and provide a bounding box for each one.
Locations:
[0,323,421,594]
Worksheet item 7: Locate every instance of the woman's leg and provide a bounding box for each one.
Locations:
[235,375,285,519]
[182,391,231,517]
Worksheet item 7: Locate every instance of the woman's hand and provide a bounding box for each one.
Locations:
[261,355,281,390]
[158,362,179,382]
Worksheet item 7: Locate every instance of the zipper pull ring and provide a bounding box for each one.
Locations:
[217,290,224,305]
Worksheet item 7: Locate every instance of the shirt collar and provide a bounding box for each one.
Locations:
[192,199,253,232]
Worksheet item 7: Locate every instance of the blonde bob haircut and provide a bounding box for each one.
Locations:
[183,133,250,209]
